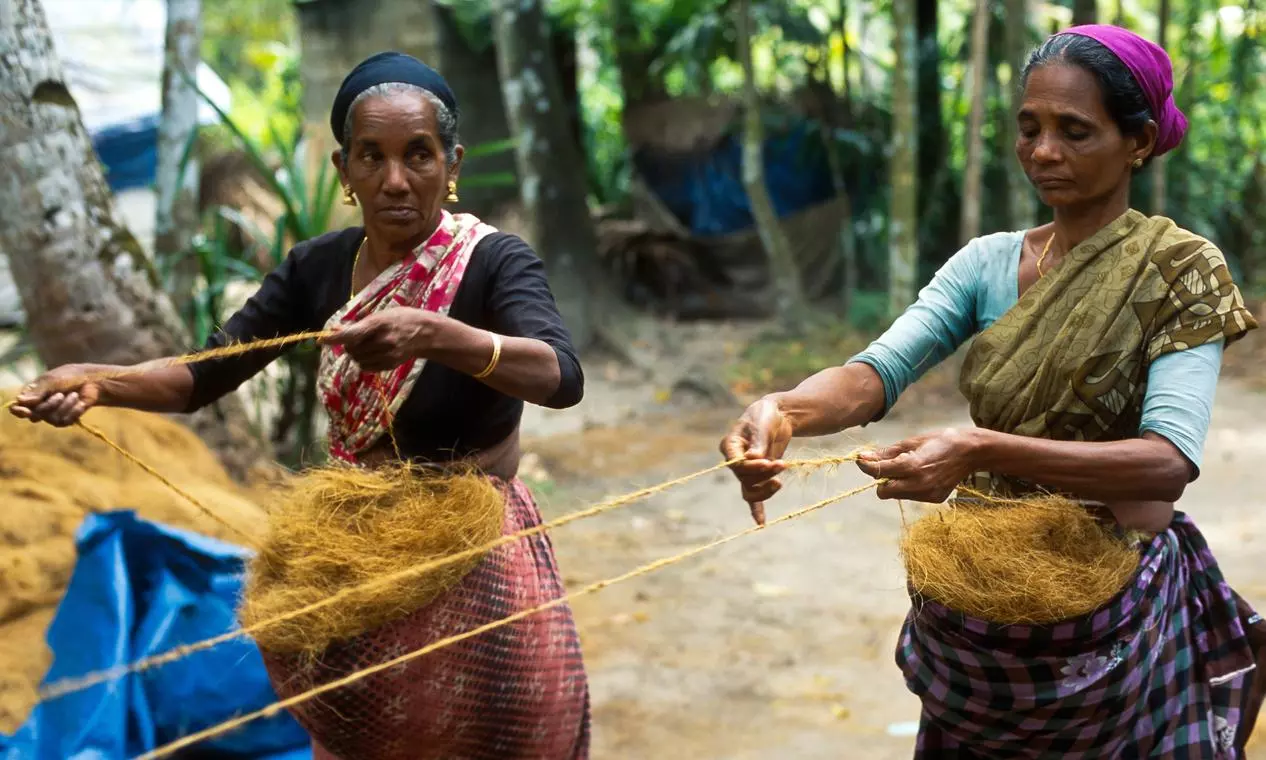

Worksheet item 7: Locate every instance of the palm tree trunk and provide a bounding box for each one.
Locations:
[959,0,991,245]
[0,0,270,480]
[888,0,919,316]
[738,0,803,317]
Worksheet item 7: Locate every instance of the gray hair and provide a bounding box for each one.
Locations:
[340,82,460,167]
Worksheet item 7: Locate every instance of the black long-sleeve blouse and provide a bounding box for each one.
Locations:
[184,226,584,462]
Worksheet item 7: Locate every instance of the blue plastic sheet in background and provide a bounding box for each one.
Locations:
[0,511,311,759]
[633,121,836,238]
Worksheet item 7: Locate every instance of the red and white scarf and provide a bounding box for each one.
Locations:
[317,211,497,463]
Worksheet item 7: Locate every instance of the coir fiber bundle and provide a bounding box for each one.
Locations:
[239,463,505,656]
[899,494,1141,625]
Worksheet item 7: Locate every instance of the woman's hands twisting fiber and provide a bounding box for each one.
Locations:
[855,428,980,502]
[719,396,794,526]
[321,307,448,372]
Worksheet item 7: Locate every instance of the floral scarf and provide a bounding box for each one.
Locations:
[317,211,497,463]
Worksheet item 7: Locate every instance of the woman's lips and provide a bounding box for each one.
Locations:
[378,206,420,221]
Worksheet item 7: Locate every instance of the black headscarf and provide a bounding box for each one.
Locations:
[329,51,458,145]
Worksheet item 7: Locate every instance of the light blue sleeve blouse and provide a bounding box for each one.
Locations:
[847,231,1221,473]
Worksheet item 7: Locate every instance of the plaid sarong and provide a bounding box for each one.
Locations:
[899,512,1265,758]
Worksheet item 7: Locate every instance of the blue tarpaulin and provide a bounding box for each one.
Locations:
[633,121,836,238]
[0,511,311,759]
[92,116,163,193]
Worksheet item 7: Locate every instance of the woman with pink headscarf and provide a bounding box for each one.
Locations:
[721,25,1264,757]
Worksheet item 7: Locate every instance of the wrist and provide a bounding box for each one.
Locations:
[962,426,999,471]
[421,312,468,358]
[764,392,800,436]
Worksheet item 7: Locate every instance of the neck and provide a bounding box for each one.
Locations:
[1050,189,1131,250]
[364,211,444,269]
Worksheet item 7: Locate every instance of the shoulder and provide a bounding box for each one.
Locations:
[968,229,1026,259]
[1141,216,1225,265]
[1138,216,1239,285]
[473,230,537,259]
[938,229,1024,277]
[470,230,544,274]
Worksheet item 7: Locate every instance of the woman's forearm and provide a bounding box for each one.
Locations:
[95,362,196,413]
[968,428,1192,503]
[770,362,887,437]
[429,320,562,406]
[45,361,195,414]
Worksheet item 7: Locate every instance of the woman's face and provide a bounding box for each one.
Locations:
[1015,62,1154,210]
[335,92,463,244]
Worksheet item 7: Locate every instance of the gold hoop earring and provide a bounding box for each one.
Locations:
[445,180,459,204]
[1132,158,1143,169]
[342,185,358,206]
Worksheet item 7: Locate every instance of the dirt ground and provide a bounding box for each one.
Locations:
[520,347,1266,758]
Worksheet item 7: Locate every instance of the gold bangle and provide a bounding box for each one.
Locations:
[473,332,502,379]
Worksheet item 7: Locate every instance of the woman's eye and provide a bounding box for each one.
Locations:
[1066,131,1090,141]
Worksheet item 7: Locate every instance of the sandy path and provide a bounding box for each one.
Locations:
[521,378,1266,759]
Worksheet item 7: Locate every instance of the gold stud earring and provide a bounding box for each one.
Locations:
[1132,158,1143,169]
[445,180,459,204]
[342,185,358,206]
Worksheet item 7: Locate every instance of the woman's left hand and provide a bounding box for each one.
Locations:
[855,428,980,502]
[321,308,445,372]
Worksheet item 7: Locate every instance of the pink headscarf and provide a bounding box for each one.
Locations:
[1058,24,1188,156]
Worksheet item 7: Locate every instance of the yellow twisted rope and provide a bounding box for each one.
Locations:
[36,450,864,702]
[137,478,884,759]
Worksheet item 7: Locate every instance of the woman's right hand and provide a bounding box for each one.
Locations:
[719,396,794,526]
[8,365,101,427]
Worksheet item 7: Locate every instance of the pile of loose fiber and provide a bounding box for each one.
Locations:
[900,495,1140,625]
[239,463,505,656]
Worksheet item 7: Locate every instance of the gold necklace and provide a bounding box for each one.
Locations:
[350,237,366,299]
[1035,232,1056,277]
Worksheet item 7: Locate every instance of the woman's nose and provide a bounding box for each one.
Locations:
[382,159,409,193]
[1031,132,1061,163]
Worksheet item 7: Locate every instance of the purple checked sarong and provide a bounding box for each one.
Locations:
[898,512,1266,758]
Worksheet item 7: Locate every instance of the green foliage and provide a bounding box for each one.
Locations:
[201,0,298,95]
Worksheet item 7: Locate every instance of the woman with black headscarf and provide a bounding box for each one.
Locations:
[12,52,591,759]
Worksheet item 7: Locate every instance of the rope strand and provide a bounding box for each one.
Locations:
[76,421,260,546]
[137,478,884,759]
[36,450,863,702]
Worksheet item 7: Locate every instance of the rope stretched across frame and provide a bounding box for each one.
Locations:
[137,478,885,759]
[35,449,867,702]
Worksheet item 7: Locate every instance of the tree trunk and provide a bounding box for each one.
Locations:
[1072,0,1097,25]
[737,0,803,317]
[959,0,991,245]
[154,0,202,312]
[492,0,631,352]
[1151,0,1169,214]
[915,0,942,220]
[838,0,852,123]
[889,0,919,316]
[1004,0,1036,230]
[0,0,270,480]
[609,0,665,107]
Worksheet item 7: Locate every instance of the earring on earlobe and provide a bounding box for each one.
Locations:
[445,180,459,204]
[1132,158,1144,169]
[342,185,358,207]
